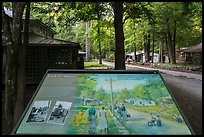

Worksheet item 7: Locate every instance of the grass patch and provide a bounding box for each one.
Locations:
[84,61,109,67]
[128,105,163,111]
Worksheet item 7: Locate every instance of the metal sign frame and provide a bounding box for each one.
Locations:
[11,69,194,135]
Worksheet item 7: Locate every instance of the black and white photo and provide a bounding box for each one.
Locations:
[47,101,72,125]
[26,101,51,123]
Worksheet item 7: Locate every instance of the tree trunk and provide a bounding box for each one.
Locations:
[165,34,170,63]
[2,7,15,132]
[2,2,26,132]
[134,42,137,63]
[133,26,137,63]
[151,34,154,63]
[97,4,102,64]
[166,18,174,64]
[13,2,30,127]
[158,36,164,63]
[166,18,176,64]
[5,47,18,132]
[113,2,125,70]
[172,20,177,64]
[85,21,90,62]
[147,33,151,62]
[98,26,102,64]
[144,34,149,63]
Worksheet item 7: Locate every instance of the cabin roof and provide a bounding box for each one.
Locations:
[28,33,81,49]
[179,43,202,53]
[2,32,81,49]
[4,8,57,34]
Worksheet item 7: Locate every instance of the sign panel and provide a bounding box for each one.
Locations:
[12,70,193,135]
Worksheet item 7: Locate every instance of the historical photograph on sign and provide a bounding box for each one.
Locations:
[47,101,72,125]
[26,100,51,123]
[65,74,192,135]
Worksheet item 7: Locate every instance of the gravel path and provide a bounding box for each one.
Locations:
[102,61,202,80]
[161,73,202,135]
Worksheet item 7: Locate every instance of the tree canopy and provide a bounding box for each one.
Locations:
[20,2,202,64]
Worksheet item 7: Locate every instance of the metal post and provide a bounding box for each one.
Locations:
[110,77,114,115]
[105,77,116,115]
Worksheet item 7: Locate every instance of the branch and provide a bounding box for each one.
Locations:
[23,2,30,45]
[12,2,26,44]
[122,14,131,24]
[103,2,114,17]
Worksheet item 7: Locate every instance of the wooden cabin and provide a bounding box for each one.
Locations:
[2,9,84,84]
[177,43,202,65]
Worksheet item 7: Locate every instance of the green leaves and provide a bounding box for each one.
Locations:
[28,2,201,59]
[132,79,168,101]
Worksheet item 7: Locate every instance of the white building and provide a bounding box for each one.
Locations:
[134,98,156,106]
[125,98,156,106]
[126,50,169,63]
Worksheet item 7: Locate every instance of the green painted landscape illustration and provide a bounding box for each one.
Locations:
[67,73,191,135]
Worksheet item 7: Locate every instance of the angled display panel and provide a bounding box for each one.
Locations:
[12,70,193,135]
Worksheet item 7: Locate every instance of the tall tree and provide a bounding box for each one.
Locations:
[97,3,102,64]
[166,17,175,64]
[113,2,125,70]
[158,36,164,63]
[133,32,137,63]
[28,2,202,66]
[151,33,155,63]
[14,2,30,126]
[132,20,138,63]
[2,2,27,132]
[143,34,147,62]
[146,17,151,63]
[85,21,91,61]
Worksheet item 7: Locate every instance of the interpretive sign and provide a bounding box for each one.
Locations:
[12,70,193,135]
